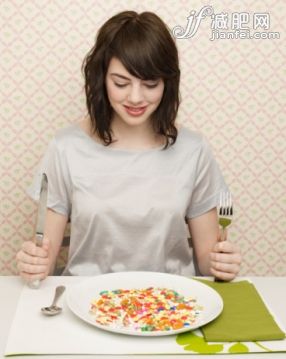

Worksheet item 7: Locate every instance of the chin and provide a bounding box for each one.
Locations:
[117,114,151,127]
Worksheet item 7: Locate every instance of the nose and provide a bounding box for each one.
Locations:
[127,84,144,105]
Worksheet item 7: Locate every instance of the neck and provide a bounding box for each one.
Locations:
[110,116,163,150]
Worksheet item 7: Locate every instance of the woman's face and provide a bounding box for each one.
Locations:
[105,57,164,128]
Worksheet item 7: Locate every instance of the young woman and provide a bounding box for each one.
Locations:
[16,11,241,282]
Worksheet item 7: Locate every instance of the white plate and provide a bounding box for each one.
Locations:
[66,272,223,336]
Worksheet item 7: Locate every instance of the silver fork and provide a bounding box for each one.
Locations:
[218,191,233,242]
[215,191,233,282]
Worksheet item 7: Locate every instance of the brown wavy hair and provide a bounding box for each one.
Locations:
[82,11,180,148]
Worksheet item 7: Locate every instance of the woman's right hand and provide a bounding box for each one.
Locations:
[16,237,51,282]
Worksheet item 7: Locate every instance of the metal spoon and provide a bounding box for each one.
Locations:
[41,285,66,316]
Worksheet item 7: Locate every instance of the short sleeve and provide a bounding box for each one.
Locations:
[186,136,228,218]
[27,138,71,217]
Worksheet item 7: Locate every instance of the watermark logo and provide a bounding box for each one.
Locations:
[172,5,280,41]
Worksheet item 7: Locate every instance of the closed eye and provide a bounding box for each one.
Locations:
[114,83,128,88]
[114,82,159,89]
[144,83,159,89]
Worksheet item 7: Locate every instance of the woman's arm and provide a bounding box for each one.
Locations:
[187,208,241,281]
[16,209,68,281]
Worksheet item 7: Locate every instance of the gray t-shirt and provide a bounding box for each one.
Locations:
[28,123,227,276]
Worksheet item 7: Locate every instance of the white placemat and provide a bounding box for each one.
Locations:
[5,277,183,356]
[5,276,286,356]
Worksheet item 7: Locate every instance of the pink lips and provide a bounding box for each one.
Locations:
[124,105,147,116]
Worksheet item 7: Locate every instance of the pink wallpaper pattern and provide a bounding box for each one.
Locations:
[0,0,285,275]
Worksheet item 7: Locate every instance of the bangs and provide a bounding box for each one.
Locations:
[110,20,169,80]
[84,10,180,147]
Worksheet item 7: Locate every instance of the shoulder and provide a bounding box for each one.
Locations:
[176,125,209,153]
[53,123,79,143]
[50,121,86,153]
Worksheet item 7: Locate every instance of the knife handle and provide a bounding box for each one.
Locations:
[28,233,44,289]
[35,233,44,247]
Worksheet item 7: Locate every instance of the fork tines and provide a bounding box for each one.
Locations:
[219,191,233,216]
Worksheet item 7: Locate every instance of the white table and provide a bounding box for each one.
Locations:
[1,276,286,359]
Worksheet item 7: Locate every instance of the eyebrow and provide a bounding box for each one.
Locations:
[110,73,131,80]
[110,73,158,82]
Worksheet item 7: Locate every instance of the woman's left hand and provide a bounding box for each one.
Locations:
[210,240,241,281]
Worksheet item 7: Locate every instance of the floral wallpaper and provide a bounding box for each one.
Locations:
[1,0,285,275]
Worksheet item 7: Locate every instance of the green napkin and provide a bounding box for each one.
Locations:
[198,279,285,342]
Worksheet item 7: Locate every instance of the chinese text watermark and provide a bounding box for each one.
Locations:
[172,5,280,41]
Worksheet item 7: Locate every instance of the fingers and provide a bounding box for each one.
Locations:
[213,240,240,254]
[210,267,238,281]
[210,257,240,274]
[17,263,49,282]
[21,240,49,258]
[16,251,49,266]
[42,236,50,252]
[210,240,242,281]
[17,261,49,275]
[16,239,50,281]
[17,256,49,282]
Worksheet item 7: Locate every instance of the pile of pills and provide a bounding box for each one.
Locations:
[89,287,202,332]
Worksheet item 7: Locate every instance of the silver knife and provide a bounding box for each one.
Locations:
[28,173,48,289]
